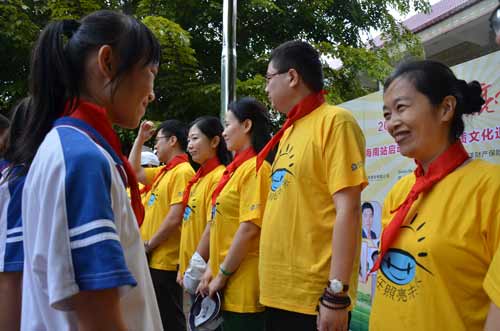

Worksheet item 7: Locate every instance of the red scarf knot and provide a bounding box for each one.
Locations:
[182,156,222,208]
[211,147,256,208]
[256,90,325,171]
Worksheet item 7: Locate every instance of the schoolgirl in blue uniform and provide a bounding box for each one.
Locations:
[16,10,163,330]
[0,98,30,330]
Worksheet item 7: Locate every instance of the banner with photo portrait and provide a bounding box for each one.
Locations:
[339,50,500,331]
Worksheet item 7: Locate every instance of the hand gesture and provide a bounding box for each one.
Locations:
[196,266,212,296]
[208,273,228,298]
[137,120,155,144]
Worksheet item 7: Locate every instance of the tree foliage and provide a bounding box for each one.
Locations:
[0,0,429,146]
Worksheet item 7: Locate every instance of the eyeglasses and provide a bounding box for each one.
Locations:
[489,5,500,35]
[265,70,287,83]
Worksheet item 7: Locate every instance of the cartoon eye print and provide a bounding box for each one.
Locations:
[270,144,295,192]
[380,214,433,285]
[183,198,197,221]
[210,202,222,220]
[148,193,157,206]
[271,168,294,192]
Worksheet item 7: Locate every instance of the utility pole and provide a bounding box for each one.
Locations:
[220,0,237,120]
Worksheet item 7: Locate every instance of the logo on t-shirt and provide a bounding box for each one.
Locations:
[184,197,197,221]
[210,202,222,220]
[183,205,193,221]
[269,144,295,199]
[351,161,363,171]
[148,193,157,206]
[378,213,433,302]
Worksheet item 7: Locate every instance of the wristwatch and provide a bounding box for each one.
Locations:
[328,279,349,294]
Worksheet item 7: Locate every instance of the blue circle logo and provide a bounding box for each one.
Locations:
[183,206,192,221]
[148,193,156,206]
[380,248,417,285]
[271,168,293,192]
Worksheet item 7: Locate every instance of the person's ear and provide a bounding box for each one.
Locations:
[168,135,178,147]
[96,45,116,80]
[440,95,457,123]
[242,119,253,134]
[210,135,221,149]
[287,68,300,88]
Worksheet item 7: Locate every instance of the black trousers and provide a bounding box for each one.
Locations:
[265,307,351,331]
[150,268,186,331]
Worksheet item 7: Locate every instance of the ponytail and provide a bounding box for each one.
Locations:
[12,21,80,172]
[8,10,160,173]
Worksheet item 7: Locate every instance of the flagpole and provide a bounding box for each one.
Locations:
[220,0,237,120]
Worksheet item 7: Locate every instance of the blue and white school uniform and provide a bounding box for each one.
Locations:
[21,118,162,331]
[0,160,24,273]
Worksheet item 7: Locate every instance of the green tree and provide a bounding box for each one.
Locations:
[0,0,430,143]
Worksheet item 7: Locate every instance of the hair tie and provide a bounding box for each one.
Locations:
[62,19,80,39]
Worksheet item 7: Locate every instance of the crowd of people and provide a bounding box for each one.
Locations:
[0,6,499,331]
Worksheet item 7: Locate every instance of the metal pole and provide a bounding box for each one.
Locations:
[220,0,237,120]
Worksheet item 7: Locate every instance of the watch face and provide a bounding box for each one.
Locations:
[330,279,343,293]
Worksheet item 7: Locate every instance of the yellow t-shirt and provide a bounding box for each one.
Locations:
[484,246,500,308]
[370,159,500,331]
[259,103,368,315]
[140,162,195,271]
[178,165,225,275]
[209,156,271,313]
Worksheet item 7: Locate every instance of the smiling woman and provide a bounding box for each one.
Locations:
[197,97,272,331]
[370,60,500,331]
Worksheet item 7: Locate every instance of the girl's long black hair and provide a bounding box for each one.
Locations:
[10,10,160,174]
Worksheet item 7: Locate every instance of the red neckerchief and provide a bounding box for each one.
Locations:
[140,154,189,195]
[211,147,256,207]
[256,90,325,171]
[182,156,222,208]
[64,100,145,226]
[370,141,469,273]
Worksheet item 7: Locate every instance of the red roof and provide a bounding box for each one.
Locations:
[373,0,482,46]
[404,0,482,33]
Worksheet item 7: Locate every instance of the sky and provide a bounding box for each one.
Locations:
[328,0,443,69]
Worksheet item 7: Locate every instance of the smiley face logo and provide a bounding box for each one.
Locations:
[183,206,193,221]
[148,193,157,206]
[381,248,417,285]
[381,214,432,285]
[271,168,293,192]
[270,144,295,192]
[210,202,222,220]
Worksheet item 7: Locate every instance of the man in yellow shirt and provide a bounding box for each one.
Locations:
[259,40,367,331]
[129,120,194,331]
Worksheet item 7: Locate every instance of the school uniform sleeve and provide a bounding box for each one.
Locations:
[238,161,271,226]
[4,174,25,272]
[32,128,136,310]
[168,164,194,205]
[324,111,368,195]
